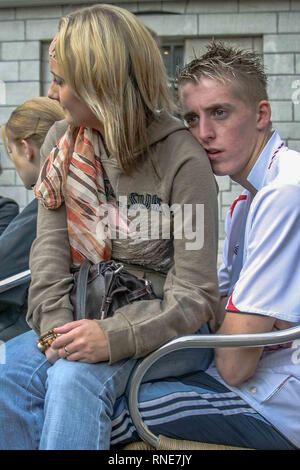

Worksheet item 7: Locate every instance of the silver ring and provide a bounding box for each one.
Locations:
[64,345,71,357]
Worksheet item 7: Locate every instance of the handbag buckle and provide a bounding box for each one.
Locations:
[113,263,124,274]
[143,279,153,295]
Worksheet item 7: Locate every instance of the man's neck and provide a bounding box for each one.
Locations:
[232,128,273,195]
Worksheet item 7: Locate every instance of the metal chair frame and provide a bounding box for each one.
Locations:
[128,325,300,449]
[2,271,299,449]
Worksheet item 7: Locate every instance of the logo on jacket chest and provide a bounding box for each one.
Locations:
[128,192,162,210]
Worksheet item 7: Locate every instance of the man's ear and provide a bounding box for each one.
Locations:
[21,139,34,161]
[256,100,271,131]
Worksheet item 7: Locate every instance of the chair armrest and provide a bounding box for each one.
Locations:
[0,270,31,294]
[128,325,300,448]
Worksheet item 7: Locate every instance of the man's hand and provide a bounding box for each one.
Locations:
[48,319,110,363]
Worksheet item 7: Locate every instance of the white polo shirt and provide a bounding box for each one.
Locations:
[207,130,300,448]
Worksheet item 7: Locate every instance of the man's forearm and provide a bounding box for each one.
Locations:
[214,345,263,387]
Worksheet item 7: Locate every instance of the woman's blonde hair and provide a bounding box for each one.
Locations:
[55,4,175,174]
[1,96,65,156]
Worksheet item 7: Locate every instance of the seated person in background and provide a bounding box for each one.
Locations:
[110,42,300,450]
[0,163,19,235]
[0,97,65,341]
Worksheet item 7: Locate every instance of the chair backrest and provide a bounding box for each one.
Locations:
[128,326,300,448]
[0,270,31,294]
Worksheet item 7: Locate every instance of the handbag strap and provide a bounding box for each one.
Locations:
[76,258,92,320]
[75,259,119,320]
[99,267,116,319]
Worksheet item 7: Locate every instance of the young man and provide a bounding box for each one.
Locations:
[110,42,300,450]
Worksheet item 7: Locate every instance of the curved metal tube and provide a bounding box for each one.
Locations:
[128,325,300,448]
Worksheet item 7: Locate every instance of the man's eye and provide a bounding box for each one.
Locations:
[214,109,226,118]
[184,115,199,128]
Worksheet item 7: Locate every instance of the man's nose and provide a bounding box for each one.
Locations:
[48,81,59,101]
[197,118,215,143]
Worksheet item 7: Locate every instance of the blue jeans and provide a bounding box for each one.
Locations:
[0,325,213,450]
[0,330,137,450]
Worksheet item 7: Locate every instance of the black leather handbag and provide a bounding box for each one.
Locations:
[70,259,156,321]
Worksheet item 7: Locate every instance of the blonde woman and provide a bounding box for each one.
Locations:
[0,5,219,450]
[0,97,64,341]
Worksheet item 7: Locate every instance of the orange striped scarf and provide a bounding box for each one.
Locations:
[34,126,112,264]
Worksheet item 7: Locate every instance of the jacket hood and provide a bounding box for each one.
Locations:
[147,111,187,148]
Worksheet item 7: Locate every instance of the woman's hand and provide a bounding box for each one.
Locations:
[45,345,60,364]
[49,319,110,363]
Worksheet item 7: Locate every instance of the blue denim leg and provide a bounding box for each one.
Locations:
[0,329,137,450]
[40,356,137,450]
[0,330,50,450]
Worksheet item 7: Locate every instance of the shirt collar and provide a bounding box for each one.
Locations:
[247,130,284,191]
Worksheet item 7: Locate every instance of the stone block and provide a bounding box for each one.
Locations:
[0,61,18,81]
[0,168,15,185]
[0,145,14,169]
[264,53,294,75]
[273,122,300,139]
[0,8,15,20]
[240,0,289,11]
[279,12,300,33]
[0,185,27,207]
[294,102,300,120]
[218,223,226,241]
[197,13,276,35]
[16,6,62,19]
[42,58,51,83]
[267,75,298,100]
[0,105,16,125]
[138,1,163,11]
[5,81,40,106]
[264,34,300,53]
[162,1,185,14]
[186,0,238,13]
[20,60,40,81]
[1,41,40,60]
[270,101,293,121]
[115,3,138,12]
[291,0,300,10]
[296,54,300,74]
[221,205,231,221]
[137,13,197,36]
[291,79,300,105]
[215,175,230,191]
[0,21,25,41]
[25,19,59,40]
[287,140,300,151]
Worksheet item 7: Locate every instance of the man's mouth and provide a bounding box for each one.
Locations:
[205,148,223,159]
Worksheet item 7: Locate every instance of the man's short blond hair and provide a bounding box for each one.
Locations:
[178,41,268,106]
